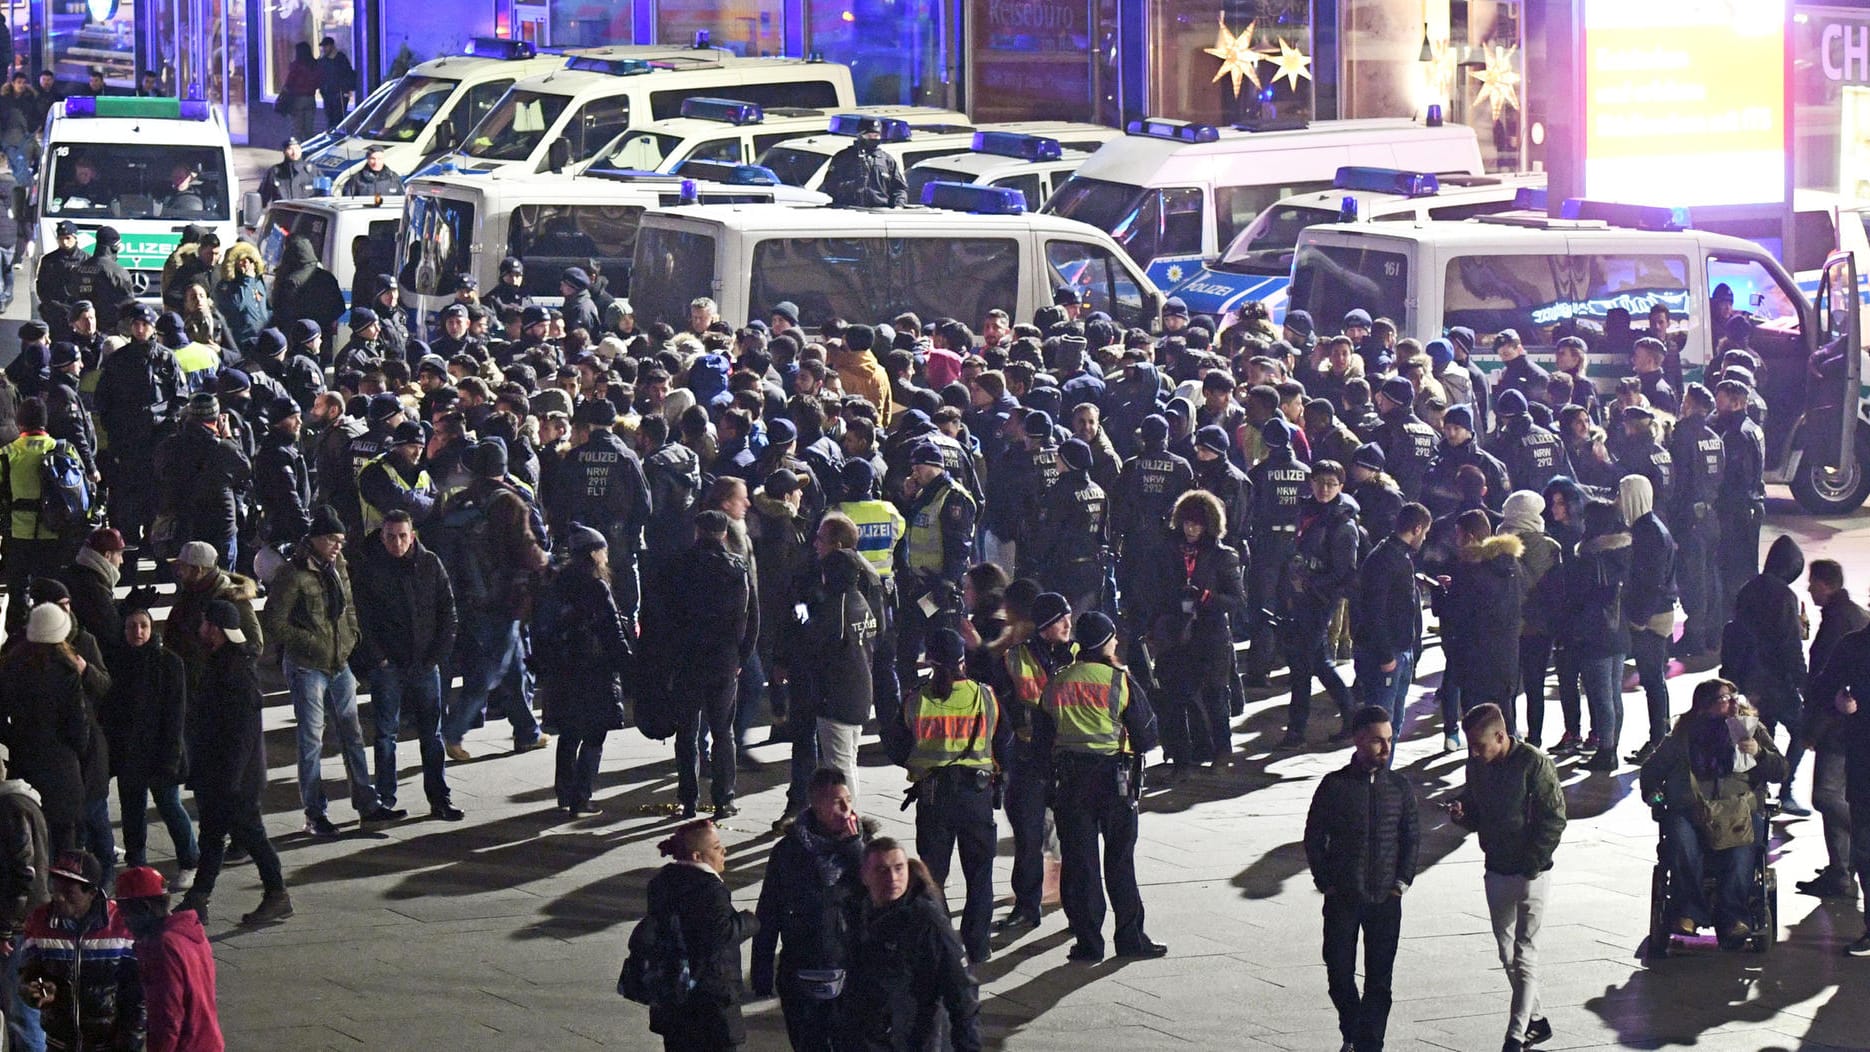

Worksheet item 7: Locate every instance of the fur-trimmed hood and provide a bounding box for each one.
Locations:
[1579,531,1633,556]
[1458,532,1524,564]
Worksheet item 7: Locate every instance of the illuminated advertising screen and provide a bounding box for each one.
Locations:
[1583,0,1786,207]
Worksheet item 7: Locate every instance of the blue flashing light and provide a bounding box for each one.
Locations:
[177,100,210,120]
[1334,166,1439,198]
[971,131,1061,161]
[1560,198,1688,231]
[61,97,96,118]
[465,36,536,60]
[62,96,205,121]
[827,113,911,142]
[1426,103,1444,127]
[314,176,333,194]
[921,181,1025,215]
[679,97,764,125]
[1339,196,1359,223]
[693,30,710,49]
[565,55,654,76]
[1512,187,1549,212]
[1125,118,1219,144]
[679,179,699,205]
[674,160,779,186]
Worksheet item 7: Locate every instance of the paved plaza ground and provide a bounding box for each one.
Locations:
[148,495,1870,1051]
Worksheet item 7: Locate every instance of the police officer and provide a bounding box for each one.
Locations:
[1666,382,1725,659]
[1489,329,1549,410]
[345,144,403,197]
[261,136,318,205]
[1630,337,1679,415]
[1281,460,1362,748]
[1190,425,1253,554]
[333,393,407,535]
[1003,410,1060,581]
[899,628,1002,964]
[1420,404,1508,518]
[1486,390,1572,497]
[94,303,183,557]
[1112,415,1192,663]
[1372,376,1438,501]
[356,420,436,532]
[66,225,135,333]
[483,256,529,316]
[1713,378,1766,616]
[35,220,87,335]
[251,395,312,548]
[1614,405,1674,528]
[558,397,651,626]
[989,591,1074,935]
[823,116,907,208]
[1043,611,1166,963]
[430,302,482,361]
[833,458,906,718]
[1246,418,1309,684]
[1030,438,1108,616]
[895,442,976,682]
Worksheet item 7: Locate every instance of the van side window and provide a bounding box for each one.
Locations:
[897,238,1022,329]
[650,80,842,121]
[457,79,514,137]
[1158,187,1204,259]
[1794,209,1838,275]
[1214,181,1329,255]
[1442,253,1568,350]
[751,237,895,326]
[990,174,1044,212]
[1425,199,1516,221]
[1046,239,1148,329]
[685,138,744,165]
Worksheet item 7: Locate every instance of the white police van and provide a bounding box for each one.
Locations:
[396,163,827,327]
[627,183,1162,335]
[579,97,968,174]
[256,195,403,309]
[757,118,1114,192]
[1289,203,1869,512]
[1183,166,1547,318]
[434,47,855,178]
[26,95,240,302]
[304,37,568,194]
[1043,116,1483,310]
[904,129,1120,211]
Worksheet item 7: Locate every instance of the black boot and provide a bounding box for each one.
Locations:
[241,888,294,926]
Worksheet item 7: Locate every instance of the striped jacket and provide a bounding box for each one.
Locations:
[20,897,146,1050]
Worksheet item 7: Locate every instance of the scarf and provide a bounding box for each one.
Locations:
[77,545,121,590]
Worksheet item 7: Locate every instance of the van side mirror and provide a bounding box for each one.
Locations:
[240,191,263,229]
[547,138,572,173]
[431,119,457,154]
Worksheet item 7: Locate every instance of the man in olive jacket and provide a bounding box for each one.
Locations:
[263,504,392,836]
[1305,705,1418,1052]
[1450,703,1566,1052]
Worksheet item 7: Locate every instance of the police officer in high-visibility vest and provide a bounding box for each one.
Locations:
[895,441,977,684]
[990,590,1075,936]
[900,628,1005,964]
[834,458,906,716]
[356,421,436,532]
[1043,612,1166,963]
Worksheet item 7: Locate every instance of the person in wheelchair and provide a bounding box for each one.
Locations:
[1639,678,1785,948]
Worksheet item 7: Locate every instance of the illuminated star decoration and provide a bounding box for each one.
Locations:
[1425,36,1456,107]
[1205,16,1266,97]
[1469,44,1522,118]
[1268,38,1313,93]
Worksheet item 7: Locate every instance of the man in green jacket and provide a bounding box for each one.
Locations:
[263,504,395,837]
[1449,703,1566,1052]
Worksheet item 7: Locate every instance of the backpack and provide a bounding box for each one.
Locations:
[422,503,495,612]
[39,439,92,533]
[617,910,694,1006]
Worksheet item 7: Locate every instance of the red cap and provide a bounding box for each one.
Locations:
[112,866,167,899]
[85,527,126,554]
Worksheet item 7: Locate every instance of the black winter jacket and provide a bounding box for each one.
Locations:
[1625,512,1678,624]
[644,862,756,1047]
[647,537,758,688]
[100,641,189,789]
[536,569,632,735]
[352,534,457,670]
[157,421,250,544]
[1722,535,1807,712]
[749,812,870,994]
[253,427,313,543]
[1285,494,1361,621]
[187,641,267,799]
[0,651,88,828]
[1434,533,1525,702]
[837,883,982,1052]
[1305,759,1420,904]
[57,553,121,650]
[791,549,879,726]
[1351,533,1421,657]
[1560,529,1631,660]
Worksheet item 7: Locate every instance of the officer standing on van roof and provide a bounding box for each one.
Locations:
[824,117,907,209]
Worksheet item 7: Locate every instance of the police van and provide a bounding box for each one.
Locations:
[904,129,1120,211]
[303,37,568,194]
[299,75,400,158]
[25,95,240,303]
[434,47,855,178]
[579,97,969,174]
[256,195,404,308]
[626,183,1163,336]
[1288,205,1869,512]
[1181,166,1547,317]
[757,118,1114,192]
[1042,116,1483,306]
[397,164,827,327]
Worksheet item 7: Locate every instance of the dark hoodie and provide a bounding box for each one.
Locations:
[1722,535,1807,710]
[267,235,345,339]
[1434,532,1526,702]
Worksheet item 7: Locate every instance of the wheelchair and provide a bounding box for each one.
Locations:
[1645,799,1778,957]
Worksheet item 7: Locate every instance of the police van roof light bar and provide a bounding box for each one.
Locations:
[1125,118,1219,144]
[921,181,1025,215]
[1560,198,1687,231]
[827,114,911,141]
[972,131,1062,161]
[1334,166,1439,197]
[465,37,536,60]
[564,55,656,76]
[673,160,781,185]
[679,97,764,125]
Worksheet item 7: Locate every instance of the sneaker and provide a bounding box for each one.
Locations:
[302,813,341,838]
[1846,933,1870,956]
[1524,1016,1552,1045]
[1552,732,1582,755]
[1672,915,1698,936]
[1442,734,1461,754]
[359,806,403,829]
[223,844,249,865]
[177,893,208,923]
[569,802,603,817]
[171,867,195,892]
[1581,735,1601,754]
[1502,1040,1525,1052]
[993,911,1040,935]
[1627,740,1661,765]
[431,804,466,822]
[1778,792,1813,817]
[445,743,472,763]
[240,889,294,926]
[1719,921,1752,949]
[514,734,551,754]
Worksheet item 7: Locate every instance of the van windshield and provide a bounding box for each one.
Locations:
[1290,242,1409,329]
[1218,203,1337,274]
[462,89,571,161]
[1047,177,1145,238]
[357,75,459,142]
[1047,178,1202,265]
[45,143,231,221]
[398,194,477,296]
[631,225,716,329]
[759,145,831,187]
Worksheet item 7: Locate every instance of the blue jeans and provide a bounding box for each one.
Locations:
[444,614,541,746]
[1353,646,1415,733]
[118,781,199,869]
[82,797,115,887]
[1577,653,1624,754]
[1660,809,1758,928]
[371,663,450,809]
[286,657,379,818]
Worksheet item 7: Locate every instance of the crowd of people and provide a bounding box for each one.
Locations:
[0,208,1867,1051]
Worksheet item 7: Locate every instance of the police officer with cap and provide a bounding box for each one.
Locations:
[1112,414,1193,649]
[1189,424,1252,553]
[1372,376,1439,502]
[36,220,88,336]
[560,266,602,337]
[334,392,408,535]
[1712,377,1766,615]
[67,225,134,332]
[483,257,528,315]
[895,441,976,682]
[430,302,481,361]
[1246,417,1310,683]
[1043,610,1165,962]
[557,396,652,627]
[262,136,317,205]
[1666,382,1725,659]
[1485,389,1571,497]
[1614,404,1673,527]
[823,116,907,208]
[94,301,184,560]
[356,420,436,531]
[989,591,1075,935]
[252,395,313,546]
[1053,284,1084,323]
[1031,438,1108,615]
